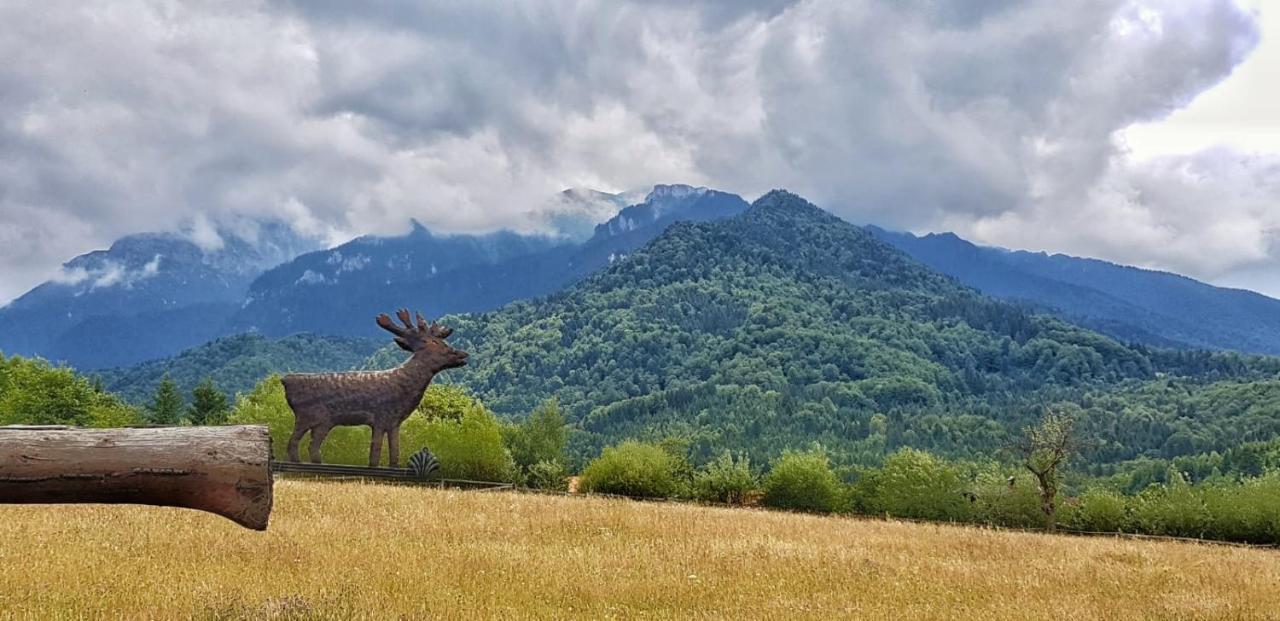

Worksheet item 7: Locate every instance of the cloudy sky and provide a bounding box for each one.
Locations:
[0,0,1277,304]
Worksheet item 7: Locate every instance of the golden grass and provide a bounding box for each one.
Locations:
[2,480,1279,620]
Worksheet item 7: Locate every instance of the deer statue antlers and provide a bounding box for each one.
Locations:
[376,308,452,351]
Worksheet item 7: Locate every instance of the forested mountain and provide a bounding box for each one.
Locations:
[435,191,1280,463]
[0,185,744,369]
[94,333,383,404]
[868,227,1280,356]
[0,222,319,369]
[85,189,1280,466]
[227,184,748,338]
[227,226,568,337]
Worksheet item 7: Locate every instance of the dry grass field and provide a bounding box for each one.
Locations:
[2,480,1279,620]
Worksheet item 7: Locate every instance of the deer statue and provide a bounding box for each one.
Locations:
[280,309,468,467]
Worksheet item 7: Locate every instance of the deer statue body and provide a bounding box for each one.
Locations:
[281,309,468,467]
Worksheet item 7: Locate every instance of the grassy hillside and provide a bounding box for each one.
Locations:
[2,480,1278,619]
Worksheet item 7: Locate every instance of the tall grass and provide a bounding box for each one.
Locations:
[3,480,1280,619]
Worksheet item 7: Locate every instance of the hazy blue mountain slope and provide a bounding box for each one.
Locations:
[227,224,568,337]
[97,190,1280,465]
[868,227,1280,356]
[0,222,318,368]
[228,185,749,338]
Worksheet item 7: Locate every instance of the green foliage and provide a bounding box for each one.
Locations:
[1198,475,1280,543]
[188,377,229,425]
[97,333,384,404]
[579,441,684,498]
[526,459,570,491]
[971,475,1043,529]
[85,195,1280,471]
[851,448,970,521]
[1059,474,1280,544]
[416,384,481,421]
[504,399,569,472]
[409,404,516,482]
[86,400,145,428]
[691,452,758,505]
[0,353,143,427]
[762,450,844,513]
[1062,488,1129,533]
[431,195,1280,466]
[147,376,185,425]
[1130,476,1212,539]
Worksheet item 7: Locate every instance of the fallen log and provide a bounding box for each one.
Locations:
[0,425,273,530]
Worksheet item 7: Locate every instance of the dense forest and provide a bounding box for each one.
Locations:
[423,191,1280,464]
[93,333,383,403]
[20,190,1280,478]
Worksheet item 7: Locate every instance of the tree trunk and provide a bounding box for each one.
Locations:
[0,425,273,530]
[1031,469,1057,533]
[1043,496,1057,533]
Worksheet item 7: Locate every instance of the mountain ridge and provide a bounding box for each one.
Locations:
[867,226,1280,355]
[0,221,321,368]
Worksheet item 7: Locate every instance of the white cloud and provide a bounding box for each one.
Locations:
[0,0,1274,304]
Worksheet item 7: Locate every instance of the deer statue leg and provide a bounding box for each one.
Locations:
[308,424,333,464]
[387,427,401,468]
[369,425,384,468]
[287,424,309,462]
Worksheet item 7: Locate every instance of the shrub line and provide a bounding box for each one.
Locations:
[502,483,1280,549]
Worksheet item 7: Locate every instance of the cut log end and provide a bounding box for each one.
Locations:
[0,425,275,531]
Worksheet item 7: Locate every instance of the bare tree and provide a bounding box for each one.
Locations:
[1012,409,1078,532]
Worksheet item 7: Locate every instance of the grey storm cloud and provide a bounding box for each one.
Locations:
[0,0,1270,304]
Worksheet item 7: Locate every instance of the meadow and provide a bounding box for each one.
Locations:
[2,479,1279,620]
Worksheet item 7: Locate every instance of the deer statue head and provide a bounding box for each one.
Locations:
[376,308,469,370]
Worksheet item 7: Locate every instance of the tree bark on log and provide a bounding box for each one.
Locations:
[0,425,273,530]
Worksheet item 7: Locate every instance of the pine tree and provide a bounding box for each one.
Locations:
[148,376,184,425]
[188,377,229,425]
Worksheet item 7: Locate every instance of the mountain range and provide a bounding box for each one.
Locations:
[6,183,1280,377]
[0,185,743,368]
[433,191,1280,462]
[868,227,1280,356]
[0,222,319,369]
[44,190,1280,467]
[227,184,748,338]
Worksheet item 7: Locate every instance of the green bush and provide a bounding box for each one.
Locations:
[762,450,844,513]
[1063,488,1129,533]
[1131,478,1211,538]
[692,452,758,505]
[504,399,569,475]
[851,448,970,521]
[87,399,144,428]
[407,403,516,482]
[526,459,569,491]
[0,354,142,427]
[972,474,1042,528]
[1199,475,1280,544]
[416,384,482,421]
[579,441,682,498]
